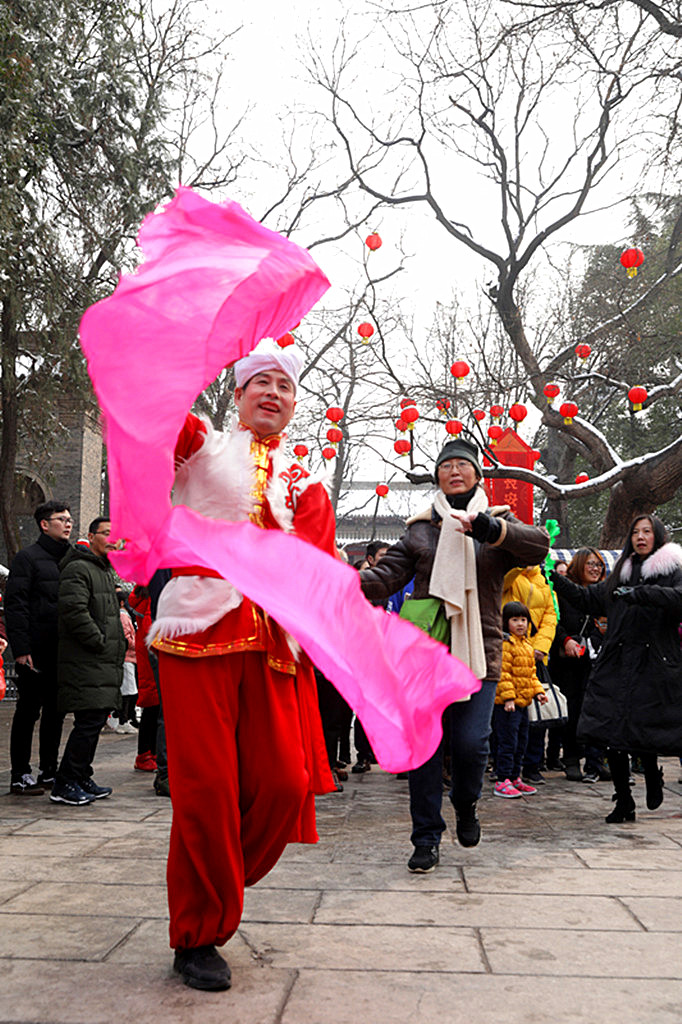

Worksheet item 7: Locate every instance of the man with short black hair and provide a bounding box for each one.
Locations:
[51,517,125,806]
[5,500,72,794]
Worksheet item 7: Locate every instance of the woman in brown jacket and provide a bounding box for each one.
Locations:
[360,438,548,872]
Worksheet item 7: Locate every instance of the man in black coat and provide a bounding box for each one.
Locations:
[5,501,72,794]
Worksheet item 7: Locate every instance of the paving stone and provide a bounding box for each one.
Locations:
[281,971,682,1024]
[258,859,466,892]
[239,922,486,972]
[90,835,169,859]
[242,887,320,924]
[2,880,167,919]
[576,845,682,869]
[107,919,252,966]
[12,817,140,837]
[620,897,682,931]
[0,912,138,960]
[0,835,106,858]
[0,880,31,905]
[464,866,682,897]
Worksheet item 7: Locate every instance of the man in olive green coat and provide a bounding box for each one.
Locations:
[51,517,126,806]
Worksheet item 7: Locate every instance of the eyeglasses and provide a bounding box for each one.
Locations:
[49,516,73,525]
[585,561,602,569]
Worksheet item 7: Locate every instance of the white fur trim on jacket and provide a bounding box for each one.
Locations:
[149,418,311,645]
[619,542,682,583]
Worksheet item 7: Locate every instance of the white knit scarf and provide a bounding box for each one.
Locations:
[429,486,488,680]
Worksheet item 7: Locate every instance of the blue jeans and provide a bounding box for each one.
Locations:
[493,704,529,781]
[409,678,497,848]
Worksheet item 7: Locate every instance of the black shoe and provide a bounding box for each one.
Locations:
[522,770,545,785]
[37,774,55,789]
[334,760,347,771]
[407,845,439,873]
[454,803,481,848]
[154,774,171,797]
[645,766,664,810]
[10,774,45,796]
[605,793,636,824]
[351,759,371,774]
[582,770,599,784]
[49,780,96,806]
[546,758,565,772]
[173,945,231,991]
[79,777,113,800]
[564,764,583,782]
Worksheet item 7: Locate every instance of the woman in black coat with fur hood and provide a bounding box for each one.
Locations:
[551,514,682,824]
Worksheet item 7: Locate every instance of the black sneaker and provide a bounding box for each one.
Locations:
[454,803,481,848]
[49,780,96,806]
[79,778,113,799]
[351,759,371,774]
[37,773,55,789]
[173,945,231,991]
[546,758,565,772]
[582,770,599,784]
[407,845,439,873]
[154,774,171,797]
[522,770,545,785]
[10,774,45,796]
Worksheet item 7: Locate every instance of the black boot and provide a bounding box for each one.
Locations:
[605,749,636,823]
[605,792,636,823]
[564,758,583,782]
[454,802,481,848]
[173,945,231,990]
[643,758,664,810]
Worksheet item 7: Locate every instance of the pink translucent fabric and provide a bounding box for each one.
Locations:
[80,187,480,771]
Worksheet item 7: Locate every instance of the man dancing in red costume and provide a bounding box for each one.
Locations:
[151,338,336,991]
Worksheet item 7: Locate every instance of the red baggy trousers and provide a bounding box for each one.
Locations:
[159,649,311,949]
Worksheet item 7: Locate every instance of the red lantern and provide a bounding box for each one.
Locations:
[620,247,644,278]
[450,360,470,380]
[509,403,527,423]
[401,406,420,430]
[322,447,336,460]
[436,398,451,415]
[575,344,591,361]
[366,232,383,251]
[326,407,344,423]
[532,450,541,461]
[487,424,503,445]
[395,417,408,432]
[490,404,504,421]
[543,383,560,404]
[357,322,374,342]
[445,419,463,435]
[394,439,411,456]
[293,443,308,461]
[575,472,589,484]
[375,483,389,497]
[326,427,343,445]
[277,332,295,348]
[472,409,485,422]
[628,385,648,412]
[559,401,578,424]
[400,398,417,409]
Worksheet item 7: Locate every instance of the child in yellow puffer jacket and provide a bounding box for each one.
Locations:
[493,601,547,799]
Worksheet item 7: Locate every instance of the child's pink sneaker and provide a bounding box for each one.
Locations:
[494,778,522,798]
[513,777,538,794]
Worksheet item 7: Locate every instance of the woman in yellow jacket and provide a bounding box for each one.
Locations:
[493,602,547,798]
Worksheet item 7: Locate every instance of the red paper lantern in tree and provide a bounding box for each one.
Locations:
[375,483,389,497]
[357,322,374,342]
[326,407,344,423]
[326,427,343,445]
[401,406,420,430]
[628,385,648,411]
[472,409,485,422]
[436,398,451,415]
[395,417,408,432]
[543,383,560,404]
[293,443,308,461]
[277,332,295,348]
[366,232,383,251]
[487,424,503,445]
[400,398,417,409]
[575,344,591,361]
[509,403,527,423]
[620,248,644,278]
[490,404,504,421]
[322,447,336,460]
[532,450,541,461]
[445,419,463,435]
[450,360,470,380]
[394,439,411,456]
[575,472,589,484]
[559,401,578,424]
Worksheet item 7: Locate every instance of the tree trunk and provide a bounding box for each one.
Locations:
[0,296,20,563]
[600,446,682,547]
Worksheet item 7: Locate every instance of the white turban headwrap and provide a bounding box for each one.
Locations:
[234,338,304,391]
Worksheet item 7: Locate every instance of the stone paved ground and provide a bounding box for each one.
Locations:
[1,700,682,1023]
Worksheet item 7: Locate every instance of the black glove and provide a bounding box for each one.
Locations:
[469,512,502,545]
[613,586,636,603]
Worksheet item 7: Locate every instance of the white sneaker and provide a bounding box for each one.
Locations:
[115,722,137,735]
[106,715,119,731]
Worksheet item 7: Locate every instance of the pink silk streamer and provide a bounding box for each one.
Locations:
[80,187,480,772]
